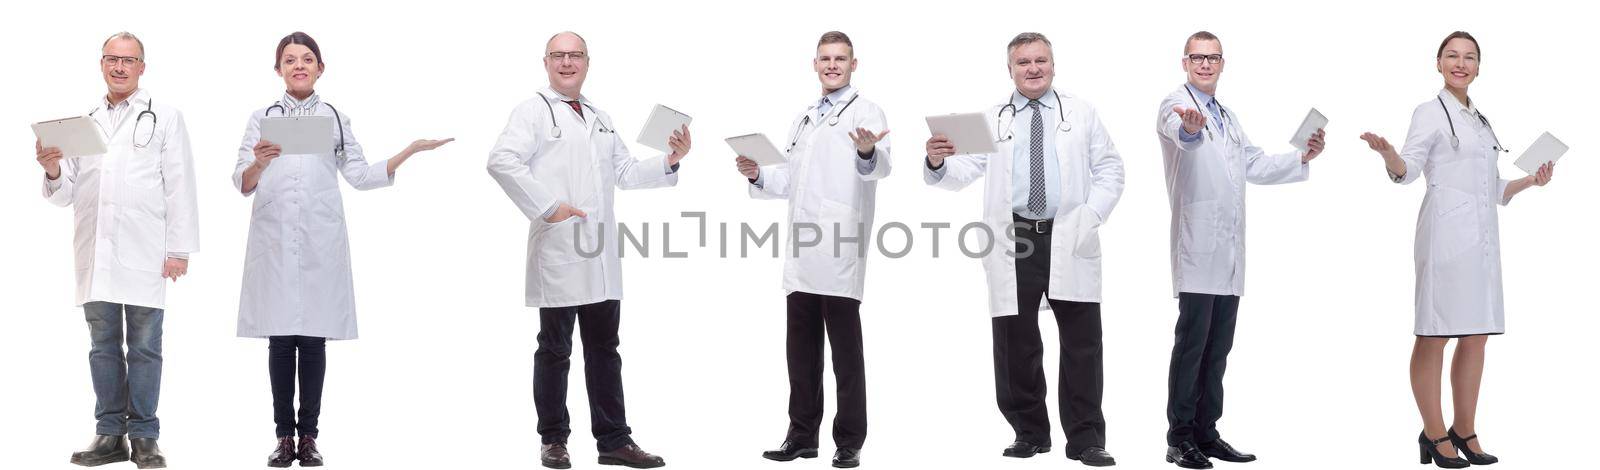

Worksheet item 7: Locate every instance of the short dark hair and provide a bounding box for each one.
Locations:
[275,31,323,70]
[1184,31,1220,54]
[818,31,853,50]
[1007,32,1051,53]
[1436,31,1479,59]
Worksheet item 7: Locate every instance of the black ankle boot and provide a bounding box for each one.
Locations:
[69,434,129,467]
[1448,428,1498,465]
[1419,431,1468,468]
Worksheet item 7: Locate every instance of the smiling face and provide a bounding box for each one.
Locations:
[1437,37,1479,92]
[814,42,856,92]
[544,32,589,98]
[1008,41,1054,99]
[1183,38,1223,94]
[276,43,322,97]
[101,38,144,99]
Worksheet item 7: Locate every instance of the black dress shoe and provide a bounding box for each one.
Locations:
[297,435,324,467]
[1198,439,1255,463]
[70,434,130,467]
[1166,441,1213,469]
[1002,440,1051,458]
[542,442,572,469]
[832,448,861,469]
[1070,446,1117,467]
[762,440,818,461]
[1419,431,1468,468]
[1448,428,1498,465]
[597,443,665,469]
[266,436,296,468]
[129,438,166,469]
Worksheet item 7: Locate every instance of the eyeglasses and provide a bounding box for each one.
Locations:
[1186,54,1223,65]
[102,55,143,67]
[547,51,588,62]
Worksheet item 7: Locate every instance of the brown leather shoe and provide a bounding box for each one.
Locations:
[598,443,665,468]
[266,436,295,468]
[70,434,130,467]
[297,435,324,467]
[542,443,572,469]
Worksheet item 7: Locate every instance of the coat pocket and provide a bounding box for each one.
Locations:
[1070,206,1103,259]
[1179,200,1219,255]
[535,217,591,267]
[1427,186,1482,262]
[122,145,164,190]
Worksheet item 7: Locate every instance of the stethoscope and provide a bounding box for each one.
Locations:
[996,89,1070,142]
[537,92,613,138]
[1183,85,1235,145]
[1437,96,1506,153]
[787,92,860,151]
[89,99,157,148]
[266,100,346,156]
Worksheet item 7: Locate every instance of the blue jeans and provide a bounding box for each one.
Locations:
[83,301,164,439]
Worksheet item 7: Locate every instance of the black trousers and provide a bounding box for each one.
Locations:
[535,299,634,452]
[1165,292,1241,446]
[994,221,1106,454]
[784,291,867,450]
[269,335,326,438]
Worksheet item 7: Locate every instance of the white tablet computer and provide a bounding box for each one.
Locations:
[260,116,337,155]
[32,116,107,158]
[926,112,998,155]
[636,104,692,153]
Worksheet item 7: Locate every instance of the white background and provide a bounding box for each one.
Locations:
[3,1,1595,469]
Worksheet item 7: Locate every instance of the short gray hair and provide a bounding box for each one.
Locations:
[103,31,145,59]
[1007,32,1051,54]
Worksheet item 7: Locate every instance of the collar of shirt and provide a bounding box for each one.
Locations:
[543,87,588,107]
[813,85,855,121]
[104,88,147,112]
[1184,83,1223,123]
[1010,88,1058,113]
[280,92,321,116]
[1437,88,1478,118]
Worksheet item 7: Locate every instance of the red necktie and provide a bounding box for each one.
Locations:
[566,100,583,118]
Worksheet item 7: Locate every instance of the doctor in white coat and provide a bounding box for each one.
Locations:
[923,32,1123,467]
[37,32,197,470]
[1155,31,1325,470]
[737,31,889,470]
[487,31,687,470]
[233,31,452,468]
[1360,31,1553,468]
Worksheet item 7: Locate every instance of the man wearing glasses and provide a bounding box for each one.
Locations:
[487,31,690,470]
[36,32,199,469]
[1156,31,1325,469]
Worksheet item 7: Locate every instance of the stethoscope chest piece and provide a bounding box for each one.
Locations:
[1058,121,1072,133]
[551,126,562,139]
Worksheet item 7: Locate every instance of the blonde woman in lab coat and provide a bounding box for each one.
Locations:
[232,31,451,468]
[1360,31,1554,469]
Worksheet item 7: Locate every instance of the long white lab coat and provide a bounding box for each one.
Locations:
[927,89,1124,317]
[43,89,200,309]
[233,96,394,340]
[1156,85,1310,298]
[1393,90,1514,336]
[749,87,892,302]
[487,88,680,308]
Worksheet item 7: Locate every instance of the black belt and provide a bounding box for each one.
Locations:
[1012,214,1052,235]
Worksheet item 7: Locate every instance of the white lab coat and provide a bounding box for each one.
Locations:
[1392,90,1514,336]
[43,89,200,309]
[1156,85,1310,298]
[927,89,1124,317]
[233,96,394,340]
[487,88,680,308]
[749,87,892,302]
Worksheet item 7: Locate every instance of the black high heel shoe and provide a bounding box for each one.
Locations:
[1448,428,1498,465]
[1419,431,1469,468]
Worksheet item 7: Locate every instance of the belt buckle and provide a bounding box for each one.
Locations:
[1034,219,1048,234]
